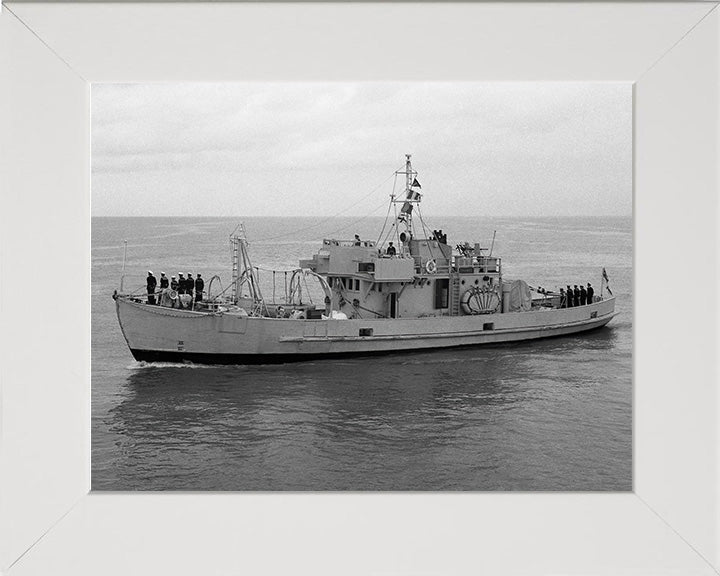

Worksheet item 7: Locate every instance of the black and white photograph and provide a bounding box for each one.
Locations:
[92,82,632,491]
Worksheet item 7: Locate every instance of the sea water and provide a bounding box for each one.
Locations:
[92,216,632,490]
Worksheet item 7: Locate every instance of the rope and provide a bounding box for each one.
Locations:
[375,172,399,248]
[254,265,299,274]
[416,205,439,264]
[252,168,401,243]
[320,198,389,239]
[355,303,386,318]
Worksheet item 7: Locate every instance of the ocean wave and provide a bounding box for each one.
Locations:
[126,361,238,370]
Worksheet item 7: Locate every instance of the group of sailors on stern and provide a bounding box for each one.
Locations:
[146,270,205,308]
[558,283,594,308]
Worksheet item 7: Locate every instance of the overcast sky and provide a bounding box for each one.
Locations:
[92,83,631,218]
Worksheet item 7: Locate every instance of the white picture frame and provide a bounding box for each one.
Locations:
[1,2,718,574]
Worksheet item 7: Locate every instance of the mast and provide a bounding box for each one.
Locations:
[393,154,421,237]
[405,153,413,193]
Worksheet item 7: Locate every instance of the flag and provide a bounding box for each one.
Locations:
[412,178,421,188]
[602,268,613,295]
[400,202,413,215]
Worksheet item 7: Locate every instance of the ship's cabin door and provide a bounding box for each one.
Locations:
[389,293,398,318]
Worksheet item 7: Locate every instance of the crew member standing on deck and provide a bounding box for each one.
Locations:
[187,273,194,300]
[587,282,594,304]
[573,285,580,307]
[579,284,587,306]
[195,274,204,302]
[354,234,361,246]
[158,272,169,307]
[560,288,566,308]
[170,275,179,308]
[386,242,396,256]
[146,271,157,305]
[179,273,190,309]
[566,285,573,307]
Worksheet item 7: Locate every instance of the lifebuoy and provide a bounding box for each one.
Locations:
[169,289,178,300]
[425,259,438,274]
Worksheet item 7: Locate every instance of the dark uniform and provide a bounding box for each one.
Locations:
[195,274,204,302]
[386,242,396,256]
[573,285,580,307]
[566,286,573,307]
[170,276,179,308]
[587,283,594,304]
[146,272,157,305]
[159,273,169,289]
[177,274,186,295]
[187,274,194,299]
[579,285,587,306]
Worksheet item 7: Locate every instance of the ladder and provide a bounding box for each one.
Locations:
[450,276,461,316]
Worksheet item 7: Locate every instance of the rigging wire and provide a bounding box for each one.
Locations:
[375,172,399,247]
[321,198,390,239]
[380,220,398,252]
[416,205,439,266]
[252,167,402,243]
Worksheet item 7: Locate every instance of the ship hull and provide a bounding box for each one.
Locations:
[116,297,618,364]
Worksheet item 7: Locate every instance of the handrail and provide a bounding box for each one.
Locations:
[323,238,377,248]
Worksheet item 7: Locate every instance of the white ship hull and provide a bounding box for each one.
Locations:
[116,297,617,364]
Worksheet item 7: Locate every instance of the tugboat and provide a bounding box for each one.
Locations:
[114,155,617,364]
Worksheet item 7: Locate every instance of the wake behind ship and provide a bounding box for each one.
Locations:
[114,156,617,364]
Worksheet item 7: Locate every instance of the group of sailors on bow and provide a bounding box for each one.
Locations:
[534,283,595,308]
[559,283,594,308]
[146,271,205,309]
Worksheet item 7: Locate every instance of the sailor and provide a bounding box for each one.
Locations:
[579,284,587,306]
[354,234,361,246]
[170,275,179,308]
[559,288,566,308]
[177,273,186,295]
[573,285,580,307]
[159,272,169,290]
[195,274,204,302]
[187,273,194,299]
[566,285,573,307]
[386,242,396,256]
[146,271,157,305]
[587,283,594,304]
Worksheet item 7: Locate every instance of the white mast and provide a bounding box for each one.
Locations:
[393,154,421,236]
